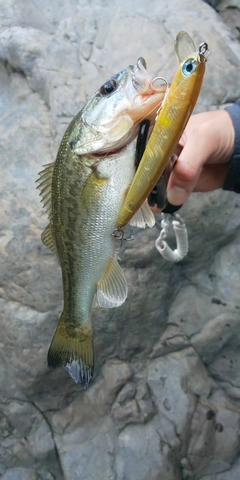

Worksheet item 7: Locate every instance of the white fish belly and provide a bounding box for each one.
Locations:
[64,141,136,321]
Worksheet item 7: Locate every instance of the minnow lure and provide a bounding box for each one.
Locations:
[135,120,178,210]
[118,31,210,227]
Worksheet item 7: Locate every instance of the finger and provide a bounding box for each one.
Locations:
[167,132,212,205]
[167,159,202,205]
[150,204,162,213]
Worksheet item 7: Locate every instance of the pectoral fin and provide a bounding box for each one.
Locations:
[129,199,155,228]
[97,254,128,308]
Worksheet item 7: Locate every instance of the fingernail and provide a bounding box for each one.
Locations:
[167,187,188,205]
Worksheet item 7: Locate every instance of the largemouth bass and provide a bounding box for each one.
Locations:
[37,58,166,388]
[118,32,209,227]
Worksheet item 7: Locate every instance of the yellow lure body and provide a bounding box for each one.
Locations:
[118,31,208,227]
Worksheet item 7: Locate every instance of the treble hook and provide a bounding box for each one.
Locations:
[111,228,134,247]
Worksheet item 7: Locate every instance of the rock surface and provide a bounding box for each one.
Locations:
[1,0,240,479]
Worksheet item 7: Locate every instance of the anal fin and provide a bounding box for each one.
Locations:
[129,199,155,229]
[97,254,127,308]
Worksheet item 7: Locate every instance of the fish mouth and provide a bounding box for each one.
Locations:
[90,124,140,158]
[129,84,167,124]
[91,90,165,158]
[90,73,167,158]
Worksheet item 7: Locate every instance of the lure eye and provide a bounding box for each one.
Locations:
[182,59,197,76]
[100,79,118,96]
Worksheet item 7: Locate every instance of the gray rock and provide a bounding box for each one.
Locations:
[205,0,222,8]
[112,381,155,429]
[1,468,39,480]
[1,0,240,479]
[116,421,182,480]
[218,0,240,41]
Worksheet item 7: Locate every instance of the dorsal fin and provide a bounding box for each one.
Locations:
[36,162,55,218]
[41,223,57,255]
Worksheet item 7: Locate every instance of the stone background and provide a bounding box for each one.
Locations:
[1,0,240,479]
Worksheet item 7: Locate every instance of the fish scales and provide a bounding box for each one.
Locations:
[49,142,138,386]
[53,143,136,320]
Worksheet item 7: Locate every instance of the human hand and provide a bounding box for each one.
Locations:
[165,110,235,206]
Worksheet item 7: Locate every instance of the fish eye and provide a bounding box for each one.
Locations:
[182,59,197,76]
[100,79,118,96]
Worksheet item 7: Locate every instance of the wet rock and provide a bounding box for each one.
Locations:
[112,399,140,429]
[112,381,155,429]
[116,382,136,405]
[1,1,240,479]
[116,421,183,480]
[150,323,190,357]
[101,360,132,403]
[1,468,39,480]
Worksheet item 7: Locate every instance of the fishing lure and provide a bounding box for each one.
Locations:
[135,121,181,212]
[118,31,210,228]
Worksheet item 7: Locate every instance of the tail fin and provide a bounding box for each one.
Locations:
[47,313,94,388]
